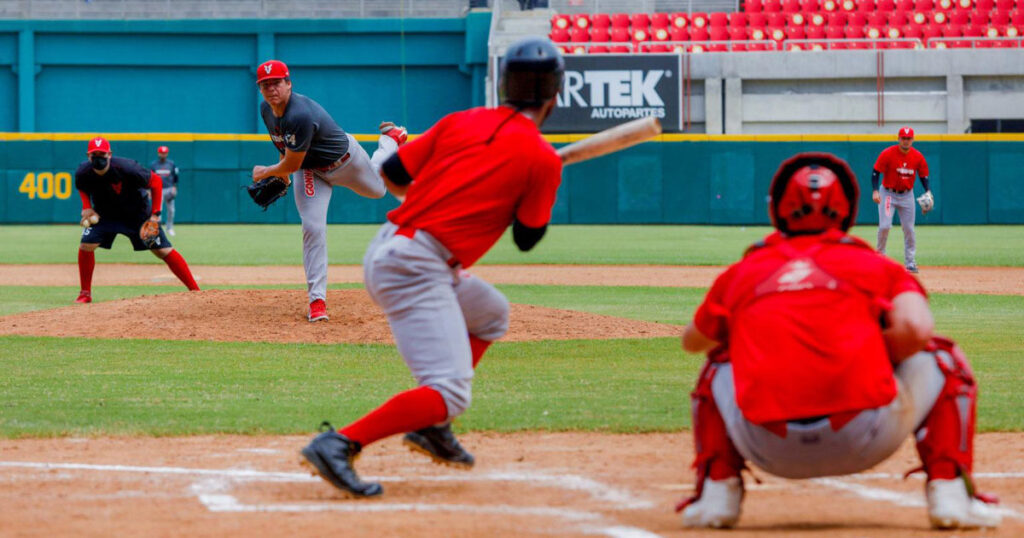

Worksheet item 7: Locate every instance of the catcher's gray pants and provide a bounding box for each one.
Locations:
[363,222,510,419]
[877,186,917,268]
[710,351,945,479]
[162,186,176,230]
[292,133,392,303]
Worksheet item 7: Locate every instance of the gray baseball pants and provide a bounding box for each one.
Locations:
[292,133,393,303]
[362,222,510,419]
[877,186,918,269]
[709,351,946,479]
[162,186,176,230]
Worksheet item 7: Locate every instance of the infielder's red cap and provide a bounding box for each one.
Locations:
[87,136,111,154]
[157,145,169,154]
[898,126,914,139]
[257,60,289,83]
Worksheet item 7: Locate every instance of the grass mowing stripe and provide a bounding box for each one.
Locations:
[3,224,1024,266]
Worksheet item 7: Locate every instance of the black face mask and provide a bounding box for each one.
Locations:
[90,155,109,170]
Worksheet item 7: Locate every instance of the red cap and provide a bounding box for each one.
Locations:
[87,137,111,154]
[157,145,169,154]
[898,126,914,139]
[257,60,289,83]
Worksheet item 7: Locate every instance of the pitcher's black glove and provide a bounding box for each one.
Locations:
[247,176,289,210]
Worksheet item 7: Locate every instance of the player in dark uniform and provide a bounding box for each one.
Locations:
[75,137,199,303]
[252,59,403,322]
[149,145,180,236]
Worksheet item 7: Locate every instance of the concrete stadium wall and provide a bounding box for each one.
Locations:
[3,135,1022,225]
[0,16,491,134]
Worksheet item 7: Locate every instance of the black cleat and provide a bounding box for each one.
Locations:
[300,422,383,497]
[403,423,475,469]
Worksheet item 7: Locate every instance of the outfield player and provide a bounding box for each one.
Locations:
[252,59,406,322]
[872,126,932,273]
[677,153,998,530]
[75,137,199,303]
[149,145,179,236]
[299,37,565,497]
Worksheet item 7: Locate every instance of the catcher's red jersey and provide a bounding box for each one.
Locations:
[387,106,562,268]
[874,145,928,192]
[693,230,925,424]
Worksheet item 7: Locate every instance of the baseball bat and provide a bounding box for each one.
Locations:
[556,116,662,165]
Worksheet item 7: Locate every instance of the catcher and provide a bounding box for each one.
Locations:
[74,137,200,303]
[678,153,999,530]
[250,59,405,322]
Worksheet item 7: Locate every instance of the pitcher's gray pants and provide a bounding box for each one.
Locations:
[710,351,946,478]
[877,186,918,269]
[292,133,393,303]
[362,222,510,419]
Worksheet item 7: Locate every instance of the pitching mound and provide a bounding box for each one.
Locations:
[0,289,680,344]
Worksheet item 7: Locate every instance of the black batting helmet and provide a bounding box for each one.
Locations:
[500,37,564,108]
[768,152,860,235]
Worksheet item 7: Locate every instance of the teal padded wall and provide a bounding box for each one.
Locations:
[2,138,1021,225]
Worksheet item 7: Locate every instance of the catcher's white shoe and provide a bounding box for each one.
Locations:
[926,478,1001,529]
[682,476,743,529]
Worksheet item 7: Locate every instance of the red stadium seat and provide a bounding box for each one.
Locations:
[992,10,1011,24]
[691,26,711,41]
[767,25,787,40]
[745,0,764,12]
[787,24,808,38]
[589,45,610,53]
[956,0,971,7]
[1013,11,1024,25]
[691,12,709,28]
[936,0,954,8]
[551,14,571,30]
[970,11,990,25]
[631,13,651,29]
[651,26,671,41]
[826,25,846,38]
[828,11,849,25]
[808,25,827,38]
[859,0,877,12]
[995,0,1013,9]
[749,12,768,26]
[984,24,1002,36]
[670,13,689,29]
[729,12,748,27]
[750,26,769,40]
[592,13,611,28]
[821,0,839,11]
[846,24,866,37]
[914,0,935,9]
[730,28,750,51]
[865,25,884,38]
[841,0,857,12]
[903,23,923,36]
[964,23,985,35]
[976,0,994,9]
[570,27,590,42]
[766,11,787,26]
[889,10,909,25]
[669,26,690,41]
[710,26,730,41]
[549,28,570,42]
[611,27,631,42]
[868,12,888,25]
[571,14,591,30]
[789,12,807,25]
[801,0,821,9]
[783,0,803,12]
[710,12,729,27]
[611,13,630,28]
[849,12,868,26]
[809,11,827,25]
[633,27,651,42]
[764,0,783,11]
[911,11,930,24]
[878,0,897,10]
[931,10,949,24]
[950,8,970,24]
[896,0,915,9]
[652,13,670,28]
[591,27,611,42]
[646,44,671,53]
[610,45,631,53]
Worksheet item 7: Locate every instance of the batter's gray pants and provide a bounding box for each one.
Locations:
[292,134,392,303]
[877,186,918,268]
[710,351,946,478]
[363,222,510,419]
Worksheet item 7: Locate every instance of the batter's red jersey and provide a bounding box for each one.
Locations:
[693,230,925,424]
[386,107,563,268]
[874,145,928,192]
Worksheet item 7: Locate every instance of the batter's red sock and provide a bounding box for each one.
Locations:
[78,249,95,292]
[341,386,448,447]
[163,250,199,290]
[470,335,492,369]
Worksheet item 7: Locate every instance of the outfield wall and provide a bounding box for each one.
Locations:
[3,135,1022,225]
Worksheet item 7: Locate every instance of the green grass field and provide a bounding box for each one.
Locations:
[1,225,1022,438]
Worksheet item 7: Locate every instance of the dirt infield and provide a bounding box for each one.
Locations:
[0,432,1021,537]
[0,288,680,344]
[2,263,1022,295]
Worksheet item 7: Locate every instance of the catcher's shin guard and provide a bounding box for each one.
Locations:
[676,360,745,516]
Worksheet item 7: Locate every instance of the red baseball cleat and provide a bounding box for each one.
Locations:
[379,121,408,146]
[74,290,92,304]
[308,299,328,322]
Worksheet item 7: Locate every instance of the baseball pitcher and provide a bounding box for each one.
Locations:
[75,137,199,303]
[872,126,933,273]
[299,37,565,498]
[677,153,999,530]
[251,60,406,322]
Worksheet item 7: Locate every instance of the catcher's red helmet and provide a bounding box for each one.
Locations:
[769,152,859,235]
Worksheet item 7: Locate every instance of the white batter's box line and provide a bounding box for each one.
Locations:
[813,477,1024,522]
[0,461,653,509]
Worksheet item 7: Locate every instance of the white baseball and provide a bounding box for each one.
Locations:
[89,214,100,225]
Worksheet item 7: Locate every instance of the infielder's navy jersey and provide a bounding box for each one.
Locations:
[149,158,179,189]
[260,93,350,169]
[76,156,152,223]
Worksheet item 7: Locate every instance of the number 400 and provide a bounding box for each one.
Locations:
[19,172,72,200]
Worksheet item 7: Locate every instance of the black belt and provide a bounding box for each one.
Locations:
[886,188,910,194]
[312,152,351,172]
[789,415,829,425]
